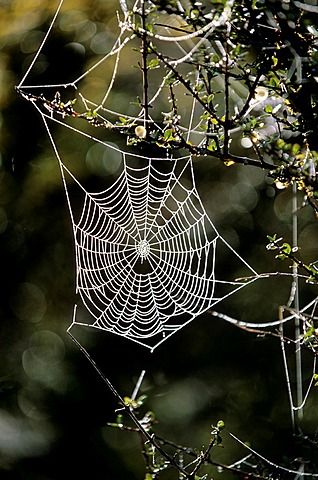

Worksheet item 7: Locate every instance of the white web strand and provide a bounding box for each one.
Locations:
[73,153,256,349]
[22,0,259,351]
[18,0,65,88]
[130,0,234,43]
[279,184,305,435]
[17,0,243,138]
[280,299,318,428]
[230,432,318,477]
[17,1,318,475]
[19,7,135,91]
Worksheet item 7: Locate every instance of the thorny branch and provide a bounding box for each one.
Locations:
[67,330,191,478]
[69,330,269,480]
[16,86,273,169]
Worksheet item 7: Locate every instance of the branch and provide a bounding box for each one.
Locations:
[146,43,222,124]
[140,0,150,131]
[67,330,190,478]
[223,25,231,156]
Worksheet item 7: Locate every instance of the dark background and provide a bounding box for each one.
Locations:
[0,1,317,478]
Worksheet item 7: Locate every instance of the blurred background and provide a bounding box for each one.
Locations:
[0,0,318,478]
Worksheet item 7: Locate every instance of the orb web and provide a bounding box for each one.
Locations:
[48,140,257,351]
[16,2,318,476]
[17,0,259,351]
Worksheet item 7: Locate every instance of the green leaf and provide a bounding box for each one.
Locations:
[267,234,277,242]
[124,396,139,408]
[276,138,285,149]
[281,243,291,255]
[190,8,199,18]
[85,109,97,119]
[276,253,287,260]
[268,75,279,88]
[207,93,214,104]
[116,414,123,424]
[291,143,301,155]
[163,129,175,141]
[304,326,315,339]
[147,58,159,70]
[217,420,225,430]
[207,140,217,152]
[272,55,278,67]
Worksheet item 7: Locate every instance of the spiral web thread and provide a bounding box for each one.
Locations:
[72,156,258,350]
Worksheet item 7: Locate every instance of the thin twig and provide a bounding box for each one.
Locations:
[153,435,269,479]
[223,25,231,156]
[145,42,222,124]
[67,330,190,477]
[141,0,150,131]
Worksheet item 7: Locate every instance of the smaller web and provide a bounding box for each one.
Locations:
[17,0,245,148]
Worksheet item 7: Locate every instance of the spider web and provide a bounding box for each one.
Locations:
[16,2,318,477]
[16,0,317,368]
[17,0,261,351]
[43,117,257,350]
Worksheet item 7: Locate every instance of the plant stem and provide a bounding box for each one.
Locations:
[141,0,150,131]
[67,330,190,478]
[223,26,230,156]
[292,182,304,426]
